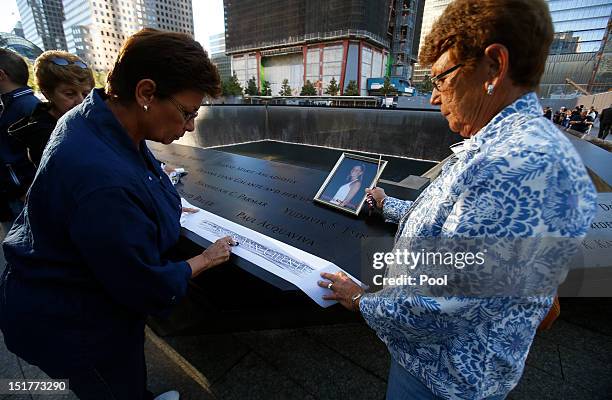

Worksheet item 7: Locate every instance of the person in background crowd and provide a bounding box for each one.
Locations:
[588,106,598,120]
[567,107,582,129]
[318,1,597,399]
[563,108,573,128]
[553,106,566,125]
[552,107,562,124]
[0,29,234,400]
[8,51,94,168]
[543,106,552,120]
[0,49,39,224]
[599,104,612,140]
[569,110,594,133]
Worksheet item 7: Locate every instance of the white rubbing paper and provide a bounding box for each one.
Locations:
[580,192,612,268]
[180,198,365,307]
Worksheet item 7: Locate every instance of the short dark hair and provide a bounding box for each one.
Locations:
[0,48,30,86]
[419,0,553,89]
[106,29,220,101]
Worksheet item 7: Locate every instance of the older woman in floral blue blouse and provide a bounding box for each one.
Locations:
[318,1,597,399]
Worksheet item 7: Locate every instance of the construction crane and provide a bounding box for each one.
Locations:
[565,78,590,96]
[588,15,611,93]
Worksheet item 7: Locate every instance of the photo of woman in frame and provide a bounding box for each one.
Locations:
[314,153,387,215]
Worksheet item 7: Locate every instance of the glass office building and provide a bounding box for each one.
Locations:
[16,0,67,51]
[16,0,194,73]
[412,0,451,83]
[62,0,194,72]
[543,0,612,96]
[209,33,231,81]
[0,32,44,61]
[413,0,612,96]
[549,0,610,53]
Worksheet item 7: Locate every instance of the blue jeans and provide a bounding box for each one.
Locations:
[386,358,439,400]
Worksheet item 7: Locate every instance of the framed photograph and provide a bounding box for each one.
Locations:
[314,153,387,215]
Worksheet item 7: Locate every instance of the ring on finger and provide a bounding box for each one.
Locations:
[327,282,334,290]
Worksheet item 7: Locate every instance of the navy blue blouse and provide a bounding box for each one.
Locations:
[1,89,191,362]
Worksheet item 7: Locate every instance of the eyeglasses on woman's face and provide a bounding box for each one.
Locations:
[429,63,463,92]
[166,96,199,123]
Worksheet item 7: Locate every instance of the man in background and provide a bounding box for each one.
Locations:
[599,104,612,140]
[569,110,594,134]
[0,49,39,224]
[543,106,552,120]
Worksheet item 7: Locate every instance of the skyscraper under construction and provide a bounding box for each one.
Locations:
[223,0,423,95]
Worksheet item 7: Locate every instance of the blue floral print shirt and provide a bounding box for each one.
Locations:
[359,92,597,399]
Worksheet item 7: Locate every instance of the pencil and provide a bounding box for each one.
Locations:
[369,154,383,216]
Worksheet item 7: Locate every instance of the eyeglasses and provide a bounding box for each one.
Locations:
[50,57,88,69]
[167,96,198,123]
[429,63,463,92]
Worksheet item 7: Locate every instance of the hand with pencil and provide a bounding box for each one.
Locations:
[365,187,387,211]
[366,155,387,215]
[187,236,237,278]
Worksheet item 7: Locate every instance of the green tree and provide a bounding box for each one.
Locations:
[279,78,292,96]
[222,72,243,96]
[245,76,259,95]
[380,76,395,96]
[261,80,272,96]
[93,70,108,89]
[300,80,317,96]
[417,75,434,94]
[343,80,359,96]
[324,77,340,96]
[25,60,38,92]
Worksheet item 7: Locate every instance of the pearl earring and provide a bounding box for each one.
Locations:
[143,104,149,112]
[486,84,495,96]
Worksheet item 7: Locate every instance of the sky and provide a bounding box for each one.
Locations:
[0,0,225,52]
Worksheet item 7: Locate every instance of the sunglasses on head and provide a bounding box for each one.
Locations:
[50,57,88,69]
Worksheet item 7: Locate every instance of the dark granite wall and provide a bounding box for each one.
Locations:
[190,106,268,148]
[185,105,459,162]
[267,106,458,161]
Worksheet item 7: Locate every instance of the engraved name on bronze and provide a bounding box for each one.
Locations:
[236,211,315,247]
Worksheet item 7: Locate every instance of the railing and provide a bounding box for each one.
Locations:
[226,29,390,55]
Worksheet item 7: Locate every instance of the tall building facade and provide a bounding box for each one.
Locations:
[12,22,26,39]
[209,32,231,81]
[16,0,68,51]
[543,0,612,97]
[412,0,451,83]
[413,0,612,96]
[224,0,422,96]
[388,0,425,80]
[16,0,194,72]
[63,0,194,72]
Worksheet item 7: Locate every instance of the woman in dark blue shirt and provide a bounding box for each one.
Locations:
[0,29,233,400]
